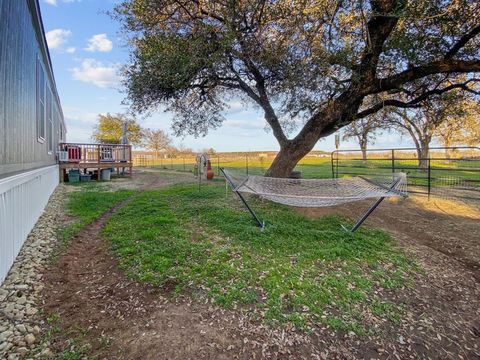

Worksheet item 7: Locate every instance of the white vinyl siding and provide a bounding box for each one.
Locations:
[0,165,59,284]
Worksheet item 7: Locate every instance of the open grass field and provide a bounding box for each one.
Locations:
[39,170,480,359]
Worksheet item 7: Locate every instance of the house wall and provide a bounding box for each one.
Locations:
[0,165,59,283]
[0,1,65,283]
[0,0,65,178]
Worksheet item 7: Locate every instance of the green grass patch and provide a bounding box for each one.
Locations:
[103,182,416,332]
[58,188,134,244]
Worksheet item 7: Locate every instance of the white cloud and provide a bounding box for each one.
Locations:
[228,101,245,112]
[85,34,113,53]
[45,29,72,49]
[43,0,81,5]
[71,59,121,88]
[66,47,76,54]
[63,107,99,125]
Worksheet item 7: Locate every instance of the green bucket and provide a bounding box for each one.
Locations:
[68,170,80,183]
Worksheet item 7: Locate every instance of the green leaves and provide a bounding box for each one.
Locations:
[91,113,143,145]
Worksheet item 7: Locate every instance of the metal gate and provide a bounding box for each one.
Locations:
[331,147,480,200]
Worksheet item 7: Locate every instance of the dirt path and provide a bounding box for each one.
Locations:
[41,172,480,359]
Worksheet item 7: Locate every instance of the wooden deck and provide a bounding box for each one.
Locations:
[58,143,133,182]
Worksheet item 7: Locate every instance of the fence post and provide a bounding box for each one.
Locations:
[217,155,220,175]
[391,149,395,173]
[246,154,249,175]
[427,158,431,199]
[331,152,335,178]
[336,152,339,178]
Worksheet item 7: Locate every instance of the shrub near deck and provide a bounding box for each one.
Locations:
[103,183,416,333]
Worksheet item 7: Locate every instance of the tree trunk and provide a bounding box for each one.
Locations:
[361,147,367,162]
[443,139,452,159]
[264,92,364,177]
[265,143,312,178]
[417,141,430,171]
[359,137,368,162]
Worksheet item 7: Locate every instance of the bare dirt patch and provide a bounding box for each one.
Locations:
[297,196,480,359]
[297,196,480,279]
[40,172,480,359]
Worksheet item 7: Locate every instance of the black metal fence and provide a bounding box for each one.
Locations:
[331,146,480,200]
[133,152,332,177]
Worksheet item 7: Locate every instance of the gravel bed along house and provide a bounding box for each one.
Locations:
[0,186,66,359]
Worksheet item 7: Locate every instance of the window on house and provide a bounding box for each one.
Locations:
[60,117,66,142]
[36,58,46,142]
[59,121,63,143]
[57,109,64,143]
[46,87,53,153]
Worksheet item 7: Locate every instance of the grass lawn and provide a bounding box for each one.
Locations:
[92,181,418,334]
[58,186,134,243]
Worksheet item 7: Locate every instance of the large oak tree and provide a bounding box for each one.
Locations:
[114,0,480,177]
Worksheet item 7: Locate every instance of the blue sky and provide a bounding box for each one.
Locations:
[40,0,414,152]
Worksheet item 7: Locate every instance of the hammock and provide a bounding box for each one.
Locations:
[220,168,407,232]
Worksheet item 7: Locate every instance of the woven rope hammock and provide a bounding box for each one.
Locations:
[220,169,407,232]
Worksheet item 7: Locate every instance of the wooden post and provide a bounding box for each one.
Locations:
[131,145,133,176]
[331,151,335,178]
[97,144,101,181]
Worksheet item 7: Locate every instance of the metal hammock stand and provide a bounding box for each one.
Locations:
[220,168,407,232]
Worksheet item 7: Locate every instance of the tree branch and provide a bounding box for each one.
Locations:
[445,24,480,59]
[372,59,480,94]
[356,99,421,118]
[355,0,405,84]
[357,79,480,118]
